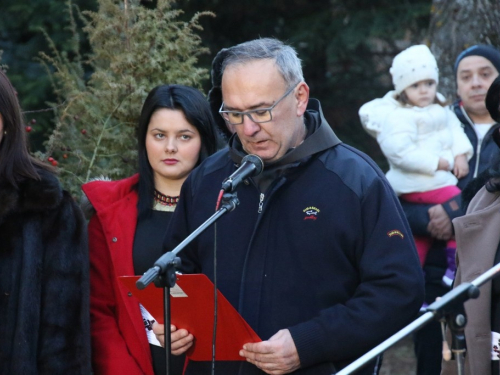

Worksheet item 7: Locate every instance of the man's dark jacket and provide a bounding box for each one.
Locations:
[0,168,90,374]
[165,99,424,374]
[453,99,500,190]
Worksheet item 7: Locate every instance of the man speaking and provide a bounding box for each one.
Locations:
[157,38,424,375]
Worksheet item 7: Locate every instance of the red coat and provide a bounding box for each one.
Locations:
[83,174,154,375]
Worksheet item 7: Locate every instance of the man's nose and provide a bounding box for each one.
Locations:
[241,114,261,136]
[471,73,482,87]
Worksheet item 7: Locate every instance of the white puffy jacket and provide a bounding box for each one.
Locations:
[359,91,473,195]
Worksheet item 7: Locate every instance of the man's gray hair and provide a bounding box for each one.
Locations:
[221,38,304,88]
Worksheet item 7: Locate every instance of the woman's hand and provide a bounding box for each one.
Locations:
[152,323,194,355]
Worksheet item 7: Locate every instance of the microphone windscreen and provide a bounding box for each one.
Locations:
[242,154,264,176]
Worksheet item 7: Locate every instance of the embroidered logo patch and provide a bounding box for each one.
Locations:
[303,206,320,221]
[387,229,404,239]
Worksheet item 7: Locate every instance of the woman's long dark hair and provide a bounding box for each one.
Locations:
[137,84,219,217]
[0,70,51,187]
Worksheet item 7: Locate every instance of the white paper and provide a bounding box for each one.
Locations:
[140,304,162,347]
[491,331,500,361]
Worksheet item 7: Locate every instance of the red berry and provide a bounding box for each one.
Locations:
[31,119,36,124]
[63,154,68,159]
[25,126,32,132]
[81,129,87,135]
[51,160,58,166]
[48,157,54,162]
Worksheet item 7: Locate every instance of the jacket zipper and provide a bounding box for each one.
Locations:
[459,104,481,178]
[258,193,265,213]
[473,138,482,178]
[238,179,284,312]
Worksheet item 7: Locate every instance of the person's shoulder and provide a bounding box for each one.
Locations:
[451,99,469,125]
[318,144,388,197]
[465,185,500,214]
[81,174,139,210]
[17,167,64,212]
[191,147,232,180]
[83,174,138,194]
[423,103,449,120]
[383,101,417,126]
[359,91,402,138]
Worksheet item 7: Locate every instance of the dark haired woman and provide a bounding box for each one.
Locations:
[83,84,219,375]
[0,70,90,373]
[442,75,500,375]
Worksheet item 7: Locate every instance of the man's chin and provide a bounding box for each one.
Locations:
[468,94,486,103]
[243,145,278,161]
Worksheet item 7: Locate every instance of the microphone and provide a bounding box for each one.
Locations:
[221,154,264,193]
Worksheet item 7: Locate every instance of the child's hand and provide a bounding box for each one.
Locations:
[437,157,450,171]
[453,154,469,179]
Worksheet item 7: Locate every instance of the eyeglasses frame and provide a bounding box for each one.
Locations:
[218,81,301,125]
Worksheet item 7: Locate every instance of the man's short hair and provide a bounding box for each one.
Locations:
[454,44,500,75]
[221,38,304,88]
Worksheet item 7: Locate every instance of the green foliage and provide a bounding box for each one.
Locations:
[39,0,212,196]
[0,0,97,150]
[177,0,431,169]
[3,0,433,176]
[0,51,6,72]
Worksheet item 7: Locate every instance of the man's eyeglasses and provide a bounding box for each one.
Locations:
[219,82,300,125]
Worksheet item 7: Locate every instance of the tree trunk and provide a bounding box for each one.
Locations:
[427,0,500,99]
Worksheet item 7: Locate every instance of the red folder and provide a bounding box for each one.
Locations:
[119,274,261,361]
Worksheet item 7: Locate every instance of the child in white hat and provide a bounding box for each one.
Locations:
[359,44,473,286]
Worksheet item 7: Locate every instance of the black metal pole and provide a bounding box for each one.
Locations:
[136,192,240,375]
[137,194,239,290]
[164,286,171,375]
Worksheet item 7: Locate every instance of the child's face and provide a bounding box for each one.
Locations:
[404,80,437,108]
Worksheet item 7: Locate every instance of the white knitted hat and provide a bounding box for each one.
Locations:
[390,45,439,95]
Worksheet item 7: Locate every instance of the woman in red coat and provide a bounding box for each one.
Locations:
[83,85,219,374]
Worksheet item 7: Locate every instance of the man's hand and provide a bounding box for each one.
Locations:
[427,204,453,240]
[239,329,300,375]
[152,323,194,355]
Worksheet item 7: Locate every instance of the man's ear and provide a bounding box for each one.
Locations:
[295,82,310,117]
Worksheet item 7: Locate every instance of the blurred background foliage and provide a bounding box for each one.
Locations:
[175,0,432,167]
[0,0,95,148]
[1,0,497,192]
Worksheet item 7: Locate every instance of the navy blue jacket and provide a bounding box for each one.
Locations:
[453,99,500,190]
[165,100,424,374]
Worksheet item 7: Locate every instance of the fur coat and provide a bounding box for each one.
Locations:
[0,168,90,374]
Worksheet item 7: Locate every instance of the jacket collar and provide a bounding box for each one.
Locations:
[453,99,475,127]
[226,99,341,193]
[82,174,139,214]
[453,99,500,129]
[228,98,341,167]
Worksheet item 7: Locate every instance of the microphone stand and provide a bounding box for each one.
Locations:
[136,191,240,375]
[335,262,500,375]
